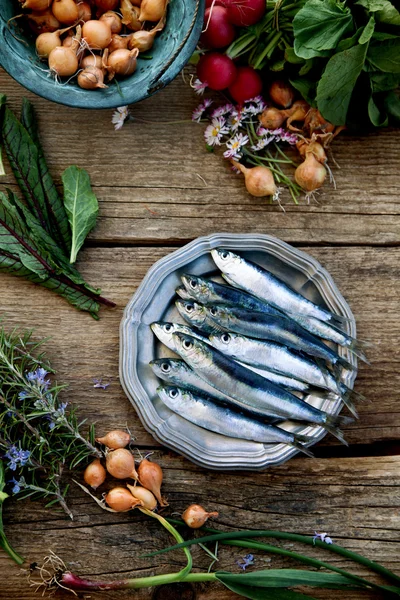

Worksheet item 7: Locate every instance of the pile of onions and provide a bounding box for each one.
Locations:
[82,431,168,513]
[19,0,168,89]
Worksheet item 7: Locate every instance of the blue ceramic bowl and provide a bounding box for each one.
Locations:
[0,0,203,108]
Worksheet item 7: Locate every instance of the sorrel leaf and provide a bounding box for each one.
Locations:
[316,42,369,125]
[62,166,99,264]
[20,99,72,255]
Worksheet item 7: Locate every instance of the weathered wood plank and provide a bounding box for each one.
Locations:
[1,454,400,599]
[0,245,398,449]
[1,71,400,244]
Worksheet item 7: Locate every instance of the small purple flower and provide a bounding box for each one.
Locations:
[223,133,249,160]
[192,98,213,123]
[243,96,267,115]
[5,446,31,471]
[9,477,24,494]
[27,368,50,390]
[313,531,333,545]
[211,103,235,119]
[236,554,255,571]
[18,390,29,401]
[193,78,207,95]
[93,378,110,390]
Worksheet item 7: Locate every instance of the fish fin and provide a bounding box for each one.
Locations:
[337,355,357,371]
[291,441,314,458]
[340,395,359,419]
[328,313,352,328]
[323,414,354,445]
[294,433,314,443]
[346,339,371,364]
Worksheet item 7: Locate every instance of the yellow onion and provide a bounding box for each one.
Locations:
[83,458,107,489]
[78,66,108,89]
[100,10,122,33]
[106,448,138,479]
[137,457,168,506]
[121,0,142,31]
[258,107,288,130]
[28,10,60,33]
[295,152,327,192]
[108,33,128,52]
[182,504,219,529]
[128,23,161,51]
[82,19,112,49]
[77,1,92,21]
[48,45,79,76]
[81,53,103,69]
[22,0,52,10]
[269,79,295,109]
[286,99,309,131]
[36,30,63,57]
[127,484,157,510]
[96,430,131,449]
[139,0,167,22]
[105,487,142,512]
[52,0,79,24]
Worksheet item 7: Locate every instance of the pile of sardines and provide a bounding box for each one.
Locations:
[150,249,368,457]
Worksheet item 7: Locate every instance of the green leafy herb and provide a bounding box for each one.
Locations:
[62,166,99,264]
[293,0,354,59]
[316,42,369,125]
[0,97,115,318]
[367,37,400,72]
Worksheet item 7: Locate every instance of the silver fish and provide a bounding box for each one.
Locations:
[157,385,313,457]
[211,248,347,327]
[206,305,354,371]
[151,322,208,354]
[172,332,352,442]
[175,299,226,335]
[182,274,368,362]
[176,285,194,300]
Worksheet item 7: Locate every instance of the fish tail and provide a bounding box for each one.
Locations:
[291,440,314,458]
[340,394,359,419]
[328,313,352,329]
[323,414,354,445]
[346,339,372,364]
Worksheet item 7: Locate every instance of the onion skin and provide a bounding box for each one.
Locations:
[231,160,277,198]
[36,30,62,57]
[82,19,112,49]
[108,33,128,52]
[105,487,142,512]
[52,0,79,24]
[137,458,168,506]
[77,1,92,21]
[83,458,107,489]
[94,0,120,12]
[107,48,138,77]
[128,29,157,51]
[96,430,131,449]
[139,0,167,22]
[304,108,335,136]
[48,46,79,76]
[286,100,309,131]
[105,448,138,479]
[127,484,157,510]
[28,10,60,34]
[269,80,295,109]
[81,53,103,69]
[121,0,142,31]
[182,504,219,529]
[22,0,52,11]
[258,107,288,130]
[100,10,122,33]
[294,152,327,192]
[78,66,108,88]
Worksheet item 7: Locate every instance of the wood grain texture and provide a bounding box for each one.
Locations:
[1,70,400,244]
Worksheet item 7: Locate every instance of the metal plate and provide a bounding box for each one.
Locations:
[120,233,357,471]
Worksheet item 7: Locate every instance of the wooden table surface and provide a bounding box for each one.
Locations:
[1,68,400,600]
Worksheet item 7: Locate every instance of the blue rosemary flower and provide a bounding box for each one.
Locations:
[236,554,255,570]
[93,378,110,390]
[18,391,29,401]
[9,477,25,494]
[47,402,68,430]
[27,368,50,390]
[313,531,333,545]
[4,446,31,471]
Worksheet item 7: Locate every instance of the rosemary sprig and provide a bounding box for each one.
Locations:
[0,323,101,563]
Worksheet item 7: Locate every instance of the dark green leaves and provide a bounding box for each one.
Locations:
[218,577,315,600]
[217,569,362,589]
[316,42,369,125]
[0,98,114,318]
[368,38,400,72]
[293,0,354,59]
[62,166,99,264]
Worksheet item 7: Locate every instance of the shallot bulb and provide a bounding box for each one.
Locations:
[100,10,122,33]
[286,100,309,131]
[105,487,142,511]
[231,160,277,198]
[36,30,62,57]
[80,53,103,69]
[106,448,138,479]
[182,504,219,529]
[139,0,167,22]
[304,108,335,136]
[28,10,60,34]
[96,430,131,449]
[128,18,163,51]
[120,0,142,31]
[48,45,79,76]
[107,48,138,77]
[127,484,157,510]
[77,1,92,21]
[294,152,327,192]
[22,0,52,11]
[83,458,107,489]
[52,0,79,24]
[137,458,168,506]
[82,19,112,49]
[269,80,295,109]
[258,107,289,130]
[108,33,128,52]
[78,66,107,88]
[94,0,120,12]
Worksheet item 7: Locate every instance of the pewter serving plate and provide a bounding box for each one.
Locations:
[120,233,357,471]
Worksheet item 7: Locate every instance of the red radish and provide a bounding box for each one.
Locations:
[197,52,237,91]
[224,0,265,26]
[228,66,262,103]
[201,6,236,49]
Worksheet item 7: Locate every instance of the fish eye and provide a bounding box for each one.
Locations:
[210,307,218,316]
[164,324,172,332]
[221,333,231,343]
[169,389,179,399]
[220,250,230,260]
[189,279,197,289]
[161,363,170,373]
[183,339,193,350]
[186,304,194,313]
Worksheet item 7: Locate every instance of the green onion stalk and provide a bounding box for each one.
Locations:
[0,461,24,565]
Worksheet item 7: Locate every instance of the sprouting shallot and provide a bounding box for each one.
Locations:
[137,458,168,506]
[106,448,138,479]
[182,504,219,529]
[139,0,167,22]
[231,160,277,198]
[127,484,157,510]
[105,487,142,511]
[107,47,138,77]
[82,19,112,49]
[78,66,108,88]
[99,10,122,33]
[52,0,79,24]
[96,430,131,449]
